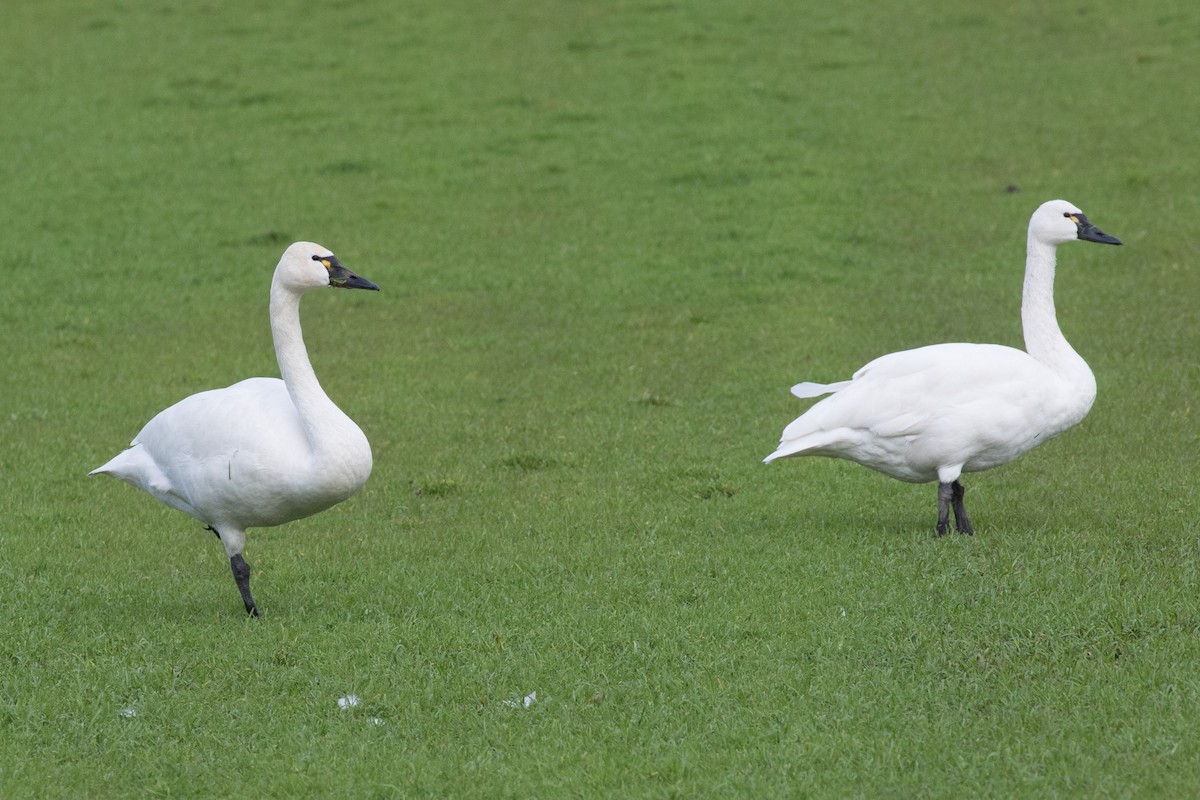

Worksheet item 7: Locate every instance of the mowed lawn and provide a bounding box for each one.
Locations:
[3,0,1200,796]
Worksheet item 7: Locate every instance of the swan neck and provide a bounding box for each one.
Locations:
[269,279,337,436]
[1021,236,1072,364]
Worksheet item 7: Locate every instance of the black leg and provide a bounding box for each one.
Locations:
[230,553,260,617]
[205,525,221,539]
[951,480,974,535]
[936,482,952,536]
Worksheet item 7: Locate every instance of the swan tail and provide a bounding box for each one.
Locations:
[763,430,839,464]
[89,443,164,490]
[89,447,139,479]
[90,443,206,520]
[790,380,851,398]
[762,448,788,464]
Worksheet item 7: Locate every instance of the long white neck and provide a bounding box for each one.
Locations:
[269,278,345,450]
[1021,234,1094,389]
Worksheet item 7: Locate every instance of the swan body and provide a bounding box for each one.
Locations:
[764,200,1121,534]
[90,242,379,615]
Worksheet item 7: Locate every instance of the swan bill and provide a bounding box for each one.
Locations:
[313,253,382,290]
[1071,215,1122,246]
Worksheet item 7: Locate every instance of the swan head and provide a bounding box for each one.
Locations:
[275,242,381,293]
[1029,200,1122,247]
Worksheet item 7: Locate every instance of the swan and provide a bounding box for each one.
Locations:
[764,200,1121,535]
[89,242,379,615]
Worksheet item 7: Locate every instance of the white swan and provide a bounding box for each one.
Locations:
[90,242,379,615]
[764,200,1121,535]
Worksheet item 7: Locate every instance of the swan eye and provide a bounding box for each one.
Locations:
[1064,213,1079,224]
[311,254,336,270]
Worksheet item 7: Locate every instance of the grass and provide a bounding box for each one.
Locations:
[3,0,1200,796]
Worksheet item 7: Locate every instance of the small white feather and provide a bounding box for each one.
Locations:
[790,380,851,398]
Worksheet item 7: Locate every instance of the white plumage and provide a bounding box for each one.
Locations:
[90,242,379,615]
[765,200,1122,535]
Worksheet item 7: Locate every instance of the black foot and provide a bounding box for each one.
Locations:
[951,480,974,535]
[936,482,952,536]
[230,553,260,617]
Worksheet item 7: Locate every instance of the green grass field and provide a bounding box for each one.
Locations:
[4,0,1200,796]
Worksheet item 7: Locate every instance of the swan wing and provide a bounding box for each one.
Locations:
[94,379,318,523]
[133,378,303,464]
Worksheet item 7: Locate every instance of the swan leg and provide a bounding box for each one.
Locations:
[210,525,259,617]
[936,482,953,536]
[230,554,259,617]
[951,480,974,535]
